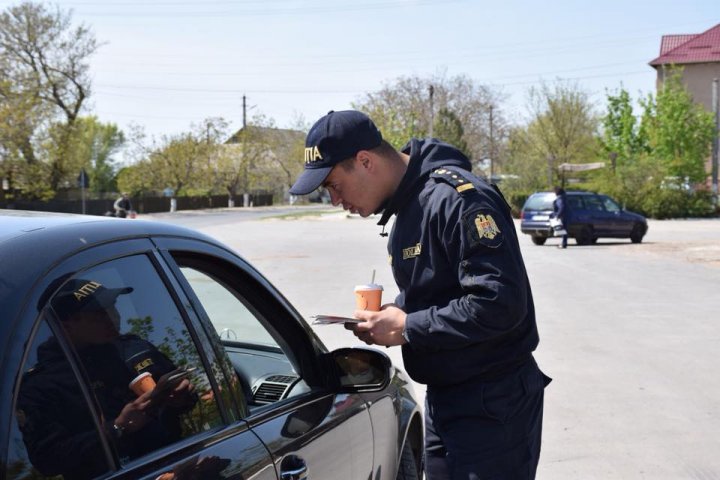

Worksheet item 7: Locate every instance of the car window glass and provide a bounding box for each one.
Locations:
[176,263,310,412]
[8,319,112,480]
[45,255,224,468]
[602,196,621,212]
[523,194,554,211]
[567,196,584,210]
[180,267,278,348]
[584,196,605,212]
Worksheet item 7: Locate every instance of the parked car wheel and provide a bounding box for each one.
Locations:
[531,235,547,246]
[576,225,594,246]
[630,223,645,244]
[395,441,420,480]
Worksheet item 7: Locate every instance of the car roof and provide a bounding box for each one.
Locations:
[0,211,225,338]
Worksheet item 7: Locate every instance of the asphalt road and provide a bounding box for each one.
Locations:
[147,206,720,479]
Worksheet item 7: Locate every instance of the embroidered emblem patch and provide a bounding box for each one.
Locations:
[463,210,504,249]
[474,214,500,240]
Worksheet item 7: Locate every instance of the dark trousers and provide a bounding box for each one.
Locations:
[424,358,551,480]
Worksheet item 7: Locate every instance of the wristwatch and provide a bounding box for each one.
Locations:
[401,326,410,344]
[112,422,125,439]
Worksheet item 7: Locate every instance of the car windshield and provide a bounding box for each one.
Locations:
[524,194,555,211]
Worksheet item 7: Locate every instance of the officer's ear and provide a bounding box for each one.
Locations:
[356,151,375,172]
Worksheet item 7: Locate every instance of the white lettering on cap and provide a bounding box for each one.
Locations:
[304,146,322,164]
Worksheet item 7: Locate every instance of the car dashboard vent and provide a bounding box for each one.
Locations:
[252,374,298,404]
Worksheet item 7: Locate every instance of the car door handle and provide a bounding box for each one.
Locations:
[280,455,308,480]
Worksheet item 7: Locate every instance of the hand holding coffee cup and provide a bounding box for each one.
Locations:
[129,372,156,396]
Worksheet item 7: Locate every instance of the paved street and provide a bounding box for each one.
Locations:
[149,207,720,479]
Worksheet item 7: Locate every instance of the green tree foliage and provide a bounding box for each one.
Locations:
[352,72,506,170]
[124,119,224,197]
[48,116,125,193]
[590,77,715,218]
[640,71,715,183]
[433,107,468,157]
[0,1,98,194]
[503,81,599,191]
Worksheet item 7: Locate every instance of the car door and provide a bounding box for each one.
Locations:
[5,239,277,480]
[600,195,632,235]
[582,194,614,236]
[153,238,376,480]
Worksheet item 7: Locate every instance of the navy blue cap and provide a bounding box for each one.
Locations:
[51,279,133,320]
[289,110,382,195]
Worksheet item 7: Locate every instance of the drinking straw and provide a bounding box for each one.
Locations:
[371,269,376,284]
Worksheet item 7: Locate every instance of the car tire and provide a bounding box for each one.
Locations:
[395,441,420,480]
[531,236,547,246]
[630,224,645,244]
[576,226,594,246]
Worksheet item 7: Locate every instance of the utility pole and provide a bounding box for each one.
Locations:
[712,78,719,209]
[428,85,434,138]
[242,95,247,129]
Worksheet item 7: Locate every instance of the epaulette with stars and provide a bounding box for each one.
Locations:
[430,167,477,194]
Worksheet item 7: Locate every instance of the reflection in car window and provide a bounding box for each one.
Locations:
[584,196,605,211]
[523,193,555,211]
[567,196,584,209]
[602,196,621,212]
[9,319,112,480]
[13,255,225,477]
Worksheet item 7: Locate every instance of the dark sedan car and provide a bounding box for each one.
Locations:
[520,191,648,246]
[0,211,423,480]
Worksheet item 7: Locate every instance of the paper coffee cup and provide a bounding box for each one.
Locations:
[129,372,156,396]
[354,284,383,311]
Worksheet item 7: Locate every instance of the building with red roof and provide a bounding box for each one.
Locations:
[649,23,720,112]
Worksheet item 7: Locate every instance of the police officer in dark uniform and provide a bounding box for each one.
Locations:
[17,279,196,479]
[289,110,551,479]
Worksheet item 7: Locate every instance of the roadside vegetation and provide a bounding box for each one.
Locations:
[1,1,716,218]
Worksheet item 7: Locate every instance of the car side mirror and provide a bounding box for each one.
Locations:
[327,347,392,393]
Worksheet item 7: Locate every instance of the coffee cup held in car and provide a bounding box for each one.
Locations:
[354,284,383,312]
[129,372,156,396]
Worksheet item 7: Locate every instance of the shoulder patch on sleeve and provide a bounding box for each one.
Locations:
[430,168,476,194]
[462,209,504,249]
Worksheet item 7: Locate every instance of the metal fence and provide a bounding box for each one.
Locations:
[0,193,273,216]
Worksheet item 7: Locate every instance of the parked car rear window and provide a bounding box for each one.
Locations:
[523,193,555,211]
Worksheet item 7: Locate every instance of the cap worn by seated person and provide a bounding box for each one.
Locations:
[289,110,383,195]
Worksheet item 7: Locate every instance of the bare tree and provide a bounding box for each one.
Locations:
[0,1,99,190]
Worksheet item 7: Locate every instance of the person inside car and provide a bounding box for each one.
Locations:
[16,279,196,480]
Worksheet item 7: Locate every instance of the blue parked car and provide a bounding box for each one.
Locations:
[520,191,648,246]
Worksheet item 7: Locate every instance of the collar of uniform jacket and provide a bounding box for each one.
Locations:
[376,139,426,227]
[377,138,472,227]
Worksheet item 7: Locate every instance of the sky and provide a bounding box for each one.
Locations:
[2,0,719,154]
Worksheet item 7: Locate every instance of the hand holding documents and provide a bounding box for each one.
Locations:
[311,315,363,325]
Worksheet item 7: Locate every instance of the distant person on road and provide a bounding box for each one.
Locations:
[114,192,133,218]
[552,186,568,249]
[288,110,551,479]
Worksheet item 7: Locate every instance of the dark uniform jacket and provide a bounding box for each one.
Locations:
[377,139,539,387]
[17,335,183,479]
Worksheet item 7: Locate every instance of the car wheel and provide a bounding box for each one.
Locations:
[576,226,594,246]
[630,224,645,244]
[396,441,420,480]
[531,236,547,246]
